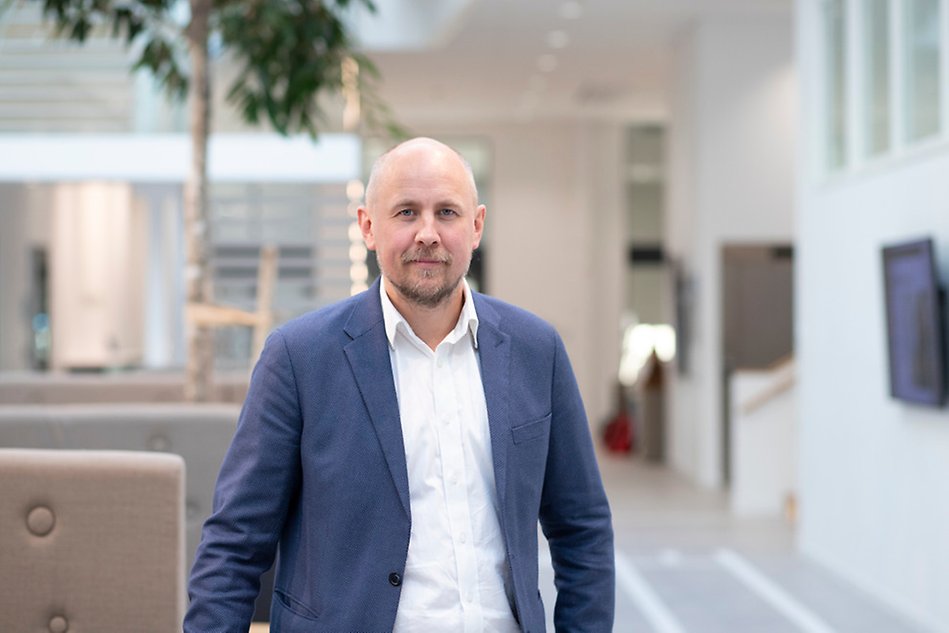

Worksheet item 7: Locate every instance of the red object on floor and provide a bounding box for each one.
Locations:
[603,409,634,454]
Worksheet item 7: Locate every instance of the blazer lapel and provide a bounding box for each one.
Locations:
[343,280,411,519]
[473,295,512,509]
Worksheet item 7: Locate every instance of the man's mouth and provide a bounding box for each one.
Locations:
[403,251,450,265]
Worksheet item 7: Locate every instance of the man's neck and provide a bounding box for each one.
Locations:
[383,277,465,351]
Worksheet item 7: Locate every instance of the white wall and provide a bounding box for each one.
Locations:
[797,158,949,631]
[796,0,949,627]
[730,367,797,516]
[665,13,796,487]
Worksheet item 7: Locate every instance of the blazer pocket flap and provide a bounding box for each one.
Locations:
[274,588,321,620]
[511,413,552,444]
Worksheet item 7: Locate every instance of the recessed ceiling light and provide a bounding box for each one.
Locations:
[546,30,569,49]
[538,54,558,73]
[559,1,583,20]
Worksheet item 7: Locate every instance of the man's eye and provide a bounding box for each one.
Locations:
[397,209,414,217]
[439,208,458,216]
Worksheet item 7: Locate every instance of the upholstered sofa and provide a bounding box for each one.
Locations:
[0,376,279,621]
[0,448,186,632]
[0,403,239,571]
[0,370,248,405]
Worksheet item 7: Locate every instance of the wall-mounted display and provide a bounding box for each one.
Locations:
[882,237,946,407]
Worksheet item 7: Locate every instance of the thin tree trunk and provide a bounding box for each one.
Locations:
[184,0,213,402]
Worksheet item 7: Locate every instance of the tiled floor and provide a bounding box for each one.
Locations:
[535,452,934,633]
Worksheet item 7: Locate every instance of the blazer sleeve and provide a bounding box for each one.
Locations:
[184,328,303,632]
[539,334,615,631]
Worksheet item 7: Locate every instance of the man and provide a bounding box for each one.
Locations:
[185,137,614,632]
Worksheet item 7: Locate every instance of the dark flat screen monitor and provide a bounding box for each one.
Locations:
[882,237,945,407]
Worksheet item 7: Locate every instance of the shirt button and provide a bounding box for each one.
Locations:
[459,533,467,544]
[388,572,402,586]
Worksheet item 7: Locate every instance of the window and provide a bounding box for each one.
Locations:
[822,0,948,175]
[903,0,941,142]
[863,0,891,156]
[824,0,848,170]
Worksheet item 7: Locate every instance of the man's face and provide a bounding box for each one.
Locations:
[358,141,485,309]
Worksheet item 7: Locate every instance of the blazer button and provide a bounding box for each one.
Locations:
[388,572,402,586]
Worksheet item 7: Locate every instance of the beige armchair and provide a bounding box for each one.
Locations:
[0,449,185,632]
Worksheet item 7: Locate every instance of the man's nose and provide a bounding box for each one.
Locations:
[415,213,439,245]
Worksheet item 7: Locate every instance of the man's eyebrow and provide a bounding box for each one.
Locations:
[389,197,466,210]
[432,195,468,208]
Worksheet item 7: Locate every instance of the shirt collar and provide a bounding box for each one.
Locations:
[380,277,480,350]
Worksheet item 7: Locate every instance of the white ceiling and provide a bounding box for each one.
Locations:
[0,0,792,133]
[358,0,791,126]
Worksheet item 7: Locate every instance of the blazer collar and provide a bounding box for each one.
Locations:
[470,292,512,509]
[342,278,411,518]
[343,277,386,341]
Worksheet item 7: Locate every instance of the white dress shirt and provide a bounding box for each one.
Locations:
[380,279,520,633]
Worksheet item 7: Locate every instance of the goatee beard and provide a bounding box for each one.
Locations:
[386,247,470,308]
[391,275,463,308]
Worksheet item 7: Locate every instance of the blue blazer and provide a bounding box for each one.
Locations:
[185,280,614,632]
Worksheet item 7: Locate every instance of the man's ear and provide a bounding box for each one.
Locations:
[472,204,486,249]
[357,207,376,251]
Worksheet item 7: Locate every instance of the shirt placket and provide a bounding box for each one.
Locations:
[432,342,483,632]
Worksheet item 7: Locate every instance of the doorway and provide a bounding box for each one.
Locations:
[721,244,794,485]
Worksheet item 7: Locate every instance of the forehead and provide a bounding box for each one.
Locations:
[372,143,476,205]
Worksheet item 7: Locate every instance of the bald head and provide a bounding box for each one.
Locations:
[364,137,479,210]
[355,136,486,312]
